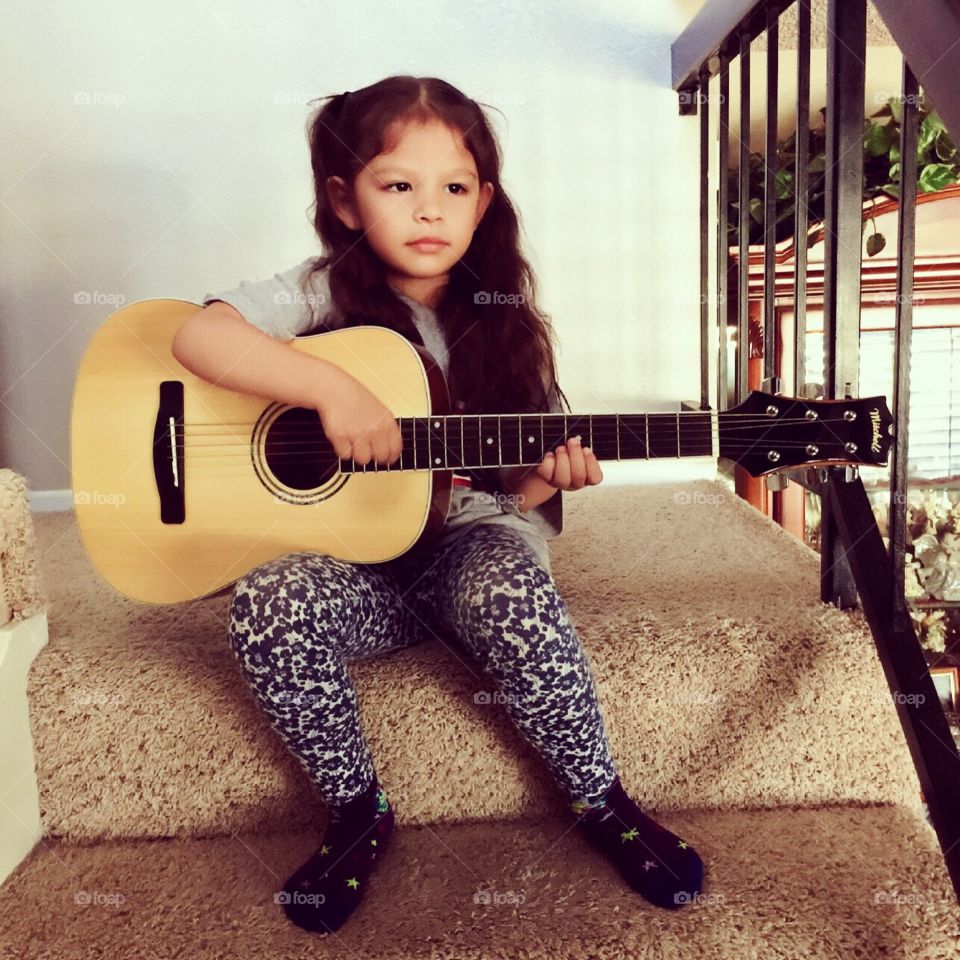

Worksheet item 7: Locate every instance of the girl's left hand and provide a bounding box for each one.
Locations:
[537,434,603,490]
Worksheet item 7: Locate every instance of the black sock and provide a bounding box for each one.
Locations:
[571,776,704,909]
[278,775,395,934]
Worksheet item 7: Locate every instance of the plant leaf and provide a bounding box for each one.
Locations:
[918,162,957,192]
[864,122,894,156]
[919,110,945,154]
[934,131,959,163]
[888,96,903,125]
[866,232,886,257]
[775,168,795,199]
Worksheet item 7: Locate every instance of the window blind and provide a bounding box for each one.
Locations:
[805,327,959,482]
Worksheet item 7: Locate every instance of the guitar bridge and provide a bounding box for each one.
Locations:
[152,380,185,524]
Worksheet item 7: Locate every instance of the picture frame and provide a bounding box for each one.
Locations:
[930,666,960,712]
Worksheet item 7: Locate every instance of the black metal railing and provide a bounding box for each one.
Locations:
[672,0,960,905]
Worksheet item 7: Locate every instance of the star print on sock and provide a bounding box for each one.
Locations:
[571,775,704,911]
[279,776,395,933]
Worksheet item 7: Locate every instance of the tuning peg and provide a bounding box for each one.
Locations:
[765,471,791,492]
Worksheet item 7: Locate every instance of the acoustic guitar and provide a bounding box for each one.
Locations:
[70,299,895,605]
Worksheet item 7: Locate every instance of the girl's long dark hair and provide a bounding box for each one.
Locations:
[299,76,570,491]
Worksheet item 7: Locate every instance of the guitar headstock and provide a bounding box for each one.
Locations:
[718,390,895,477]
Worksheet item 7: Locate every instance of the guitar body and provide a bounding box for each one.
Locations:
[70,299,455,605]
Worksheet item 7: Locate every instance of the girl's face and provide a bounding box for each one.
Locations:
[327,118,494,308]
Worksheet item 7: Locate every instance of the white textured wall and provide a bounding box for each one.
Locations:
[2,0,724,495]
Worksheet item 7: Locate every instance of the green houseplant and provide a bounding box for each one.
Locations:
[728,92,960,254]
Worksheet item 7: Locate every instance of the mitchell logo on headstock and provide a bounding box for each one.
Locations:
[870,407,882,453]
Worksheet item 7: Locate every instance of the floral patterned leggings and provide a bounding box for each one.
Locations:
[227,523,618,808]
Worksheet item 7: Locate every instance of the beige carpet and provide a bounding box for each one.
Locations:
[3,478,958,956]
[2,807,957,958]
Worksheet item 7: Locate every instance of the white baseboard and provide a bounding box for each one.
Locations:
[0,612,49,885]
[27,490,74,512]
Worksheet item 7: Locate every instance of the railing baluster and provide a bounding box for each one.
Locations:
[820,0,866,611]
[699,61,711,411]
[717,48,730,411]
[890,62,919,617]
[762,4,780,394]
[737,27,751,404]
[793,0,811,395]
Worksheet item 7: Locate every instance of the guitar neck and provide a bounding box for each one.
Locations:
[339,411,716,473]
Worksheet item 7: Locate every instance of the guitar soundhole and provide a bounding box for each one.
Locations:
[264,407,339,491]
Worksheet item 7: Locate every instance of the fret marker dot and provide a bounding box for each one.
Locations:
[527,436,534,443]
[434,457,441,465]
[486,437,493,445]
[433,420,440,428]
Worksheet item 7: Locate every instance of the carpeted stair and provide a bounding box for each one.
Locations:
[2,477,959,957]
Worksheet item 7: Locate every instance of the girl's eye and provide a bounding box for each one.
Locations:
[384,182,469,194]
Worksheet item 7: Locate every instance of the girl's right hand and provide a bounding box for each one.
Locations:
[317,377,403,467]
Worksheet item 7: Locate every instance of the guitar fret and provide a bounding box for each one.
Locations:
[676,411,679,459]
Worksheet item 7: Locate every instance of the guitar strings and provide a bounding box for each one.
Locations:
[176,415,875,441]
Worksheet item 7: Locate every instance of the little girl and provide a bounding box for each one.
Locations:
[181,75,704,934]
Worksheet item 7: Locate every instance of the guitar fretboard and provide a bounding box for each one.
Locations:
[339,412,716,473]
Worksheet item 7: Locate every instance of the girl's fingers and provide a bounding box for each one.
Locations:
[537,452,556,482]
[584,444,603,485]
[566,436,587,487]
[552,443,571,488]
